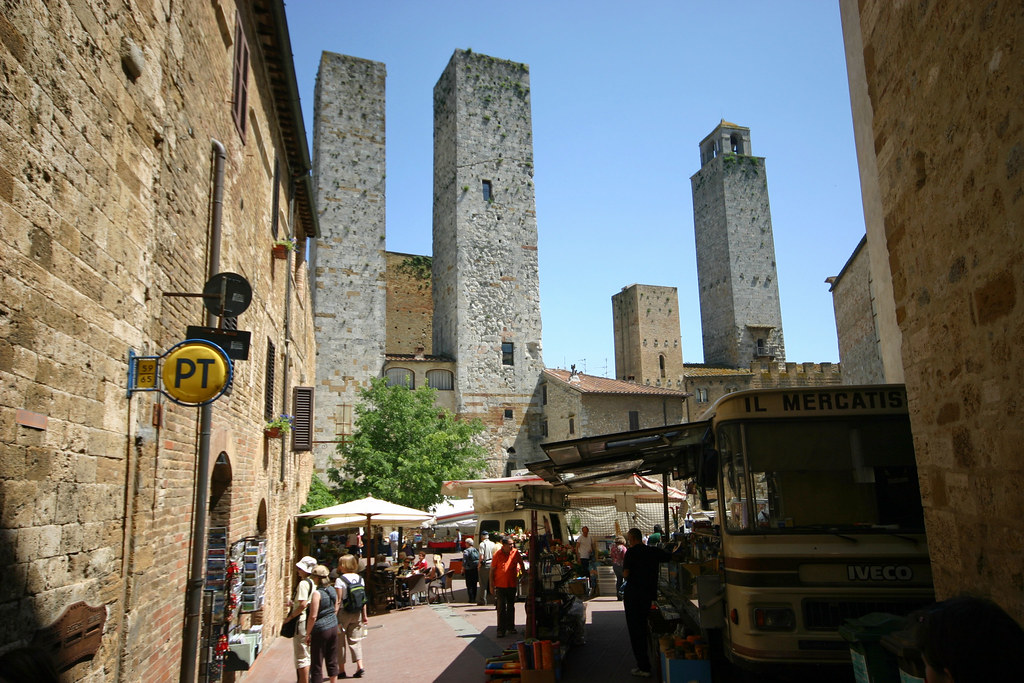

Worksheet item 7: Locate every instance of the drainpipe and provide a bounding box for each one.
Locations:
[180,138,226,683]
[280,179,295,479]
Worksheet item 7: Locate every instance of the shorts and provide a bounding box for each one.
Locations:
[292,617,310,668]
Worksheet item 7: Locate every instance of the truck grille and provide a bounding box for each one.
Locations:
[802,599,932,631]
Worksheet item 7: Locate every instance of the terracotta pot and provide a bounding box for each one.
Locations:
[264,426,283,438]
[272,244,288,260]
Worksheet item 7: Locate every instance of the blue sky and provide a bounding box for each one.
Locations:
[284,1,865,374]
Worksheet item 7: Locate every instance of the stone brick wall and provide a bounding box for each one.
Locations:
[432,50,544,474]
[691,123,786,367]
[612,284,685,389]
[541,378,685,443]
[829,237,887,385]
[684,362,842,421]
[312,52,387,472]
[0,1,317,679]
[385,251,434,355]
[842,0,1024,619]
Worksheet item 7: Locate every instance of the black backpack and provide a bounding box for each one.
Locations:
[339,575,367,613]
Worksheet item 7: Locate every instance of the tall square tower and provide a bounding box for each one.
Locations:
[612,284,685,389]
[433,49,544,474]
[311,53,388,470]
[690,121,786,367]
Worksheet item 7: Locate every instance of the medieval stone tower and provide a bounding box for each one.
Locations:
[311,53,388,471]
[612,284,685,388]
[690,121,786,367]
[433,50,545,474]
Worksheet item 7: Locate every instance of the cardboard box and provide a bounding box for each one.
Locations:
[660,653,712,683]
[520,669,557,683]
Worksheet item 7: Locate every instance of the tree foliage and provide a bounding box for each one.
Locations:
[301,474,339,515]
[328,377,487,510]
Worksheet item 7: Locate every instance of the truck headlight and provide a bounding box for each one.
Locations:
[752,606,796,631]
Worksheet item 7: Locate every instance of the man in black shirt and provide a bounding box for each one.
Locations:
[622,527,672,677]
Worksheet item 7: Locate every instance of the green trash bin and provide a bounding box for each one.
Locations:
[838,612,907,683]
[881,629,927,683]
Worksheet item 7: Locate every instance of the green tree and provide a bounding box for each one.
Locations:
[328,377,487,510]
[300,474,338,515]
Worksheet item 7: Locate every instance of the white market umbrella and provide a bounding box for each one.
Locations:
[297,495,433,521]
[312,512,436,531]
[297,496,434,609]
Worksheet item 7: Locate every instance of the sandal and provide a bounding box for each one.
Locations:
[353,669,365,678]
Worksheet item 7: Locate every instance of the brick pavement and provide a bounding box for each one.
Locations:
[243,582,637,682]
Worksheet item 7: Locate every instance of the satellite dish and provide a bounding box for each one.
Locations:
[202,272,252,317]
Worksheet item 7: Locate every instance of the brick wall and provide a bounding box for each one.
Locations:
[385,252,434,355]
[612,284,686,388]
[842,0,1024,619]
[0,1,316,679]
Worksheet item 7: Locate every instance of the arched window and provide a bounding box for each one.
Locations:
[385,367,414,388]
[426,369,453,391]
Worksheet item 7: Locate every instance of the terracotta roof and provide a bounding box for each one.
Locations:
[543,369,690,397]
[683,364,754,377]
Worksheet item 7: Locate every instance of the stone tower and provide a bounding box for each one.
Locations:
[612,284,685,389]
[433,49,544,474]
[690,121,786,367]
[311,53,388,471]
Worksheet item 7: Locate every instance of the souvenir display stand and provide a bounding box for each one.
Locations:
[200,529,266,681]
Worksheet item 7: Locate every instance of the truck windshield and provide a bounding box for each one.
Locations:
[717,416,924,534]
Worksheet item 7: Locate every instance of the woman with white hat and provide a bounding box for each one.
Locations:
[285,556,317,683]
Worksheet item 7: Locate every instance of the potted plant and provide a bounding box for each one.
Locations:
[264,414,293,438]
[272,237,296,260]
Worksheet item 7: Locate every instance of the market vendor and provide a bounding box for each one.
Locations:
[622,528,672,678]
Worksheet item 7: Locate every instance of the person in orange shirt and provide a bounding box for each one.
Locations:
[489,535,526,637]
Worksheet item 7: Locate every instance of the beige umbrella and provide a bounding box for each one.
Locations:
[298,496,434,609]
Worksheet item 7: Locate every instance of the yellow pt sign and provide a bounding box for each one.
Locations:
[162,341,231,405]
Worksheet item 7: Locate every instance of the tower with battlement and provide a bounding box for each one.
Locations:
[311,53,388,471]
[433,49,545,474]
[690,121,786,368]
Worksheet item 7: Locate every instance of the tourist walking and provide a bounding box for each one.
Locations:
[305,565,340,683]
[477,531,496,605]
[334,554,368,678]
[490,535,526,637]
[286,556,317,683]
[462,538,480,603]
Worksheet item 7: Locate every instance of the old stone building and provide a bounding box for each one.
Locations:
[612,284,686,389]
[0,1,318,680]
[541,369,689,443]
[826,236,890,385]
[839,1,1024,620]
[313,50,544,476]
[691,121,786,367]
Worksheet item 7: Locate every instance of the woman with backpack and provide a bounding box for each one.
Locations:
[305,565,340,683]
[334,554,368,678]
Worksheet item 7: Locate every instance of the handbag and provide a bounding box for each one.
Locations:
[281,615,298,638]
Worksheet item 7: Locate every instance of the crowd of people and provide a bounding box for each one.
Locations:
[280,524,1024,683]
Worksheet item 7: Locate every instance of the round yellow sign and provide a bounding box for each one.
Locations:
[161,341,231,405]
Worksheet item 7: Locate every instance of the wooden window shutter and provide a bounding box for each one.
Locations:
[264,340,275,421]
[231,14,249,142]
[291,386,314,452]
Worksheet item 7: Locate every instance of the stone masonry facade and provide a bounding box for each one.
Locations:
[612,284,686,389]
[311,53,388,471]
[828,237,887,385]
[841,0,1024,620]
[691,122,786,367]
[1,1,318,680]
[432,50,545,474]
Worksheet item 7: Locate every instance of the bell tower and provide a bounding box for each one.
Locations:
[690,121,785,367]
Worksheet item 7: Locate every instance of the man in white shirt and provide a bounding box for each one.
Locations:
[389,529,399,558]
[576,526,595,574]
[476,532,497,606]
